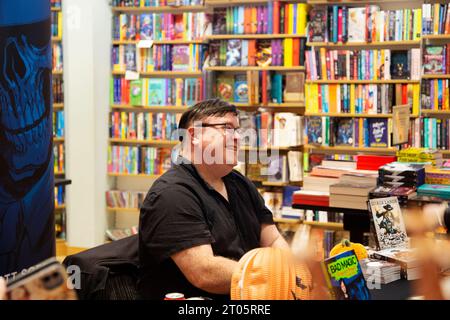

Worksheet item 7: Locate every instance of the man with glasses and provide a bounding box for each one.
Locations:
[138,99,289,300]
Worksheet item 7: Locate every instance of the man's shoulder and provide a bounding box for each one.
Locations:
[147,165,197,196]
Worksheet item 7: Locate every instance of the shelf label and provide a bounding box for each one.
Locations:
[137,40,153,49]
[125,70,140,80]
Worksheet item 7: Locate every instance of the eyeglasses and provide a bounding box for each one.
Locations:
[195,123,244,136]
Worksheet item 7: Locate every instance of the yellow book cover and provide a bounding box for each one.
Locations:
[320,48,327,80]
[297,4,308,36]
[311,83,319,113]
[412,84,420,115]
[359,118,363,146]
[373,50,378,80]
[434,80,438,110]
[350,84,356,114]
[58,12,62,38]
[328,84,337,113]
[251,7,257,34]
[305,84,311,112]
[143,79,148,105]
[414,9,422,40]
[121,112,127,139]
[434,4,440,34]
[284,38,293,67]
[288,4,294,34]
[444,81,449,110]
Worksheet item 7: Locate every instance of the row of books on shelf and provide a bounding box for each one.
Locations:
[423,45,450,75]
[305,48,421,81]
[53,78,64,104]
[107,145,171,175]
[53,144,64,174]
[51,0,61,8]
[53,111,64,138]
[238,112,302,148]
[208,38,306,67]
[306,116,421,149]
[112,44,207,72]
[51,11,62,38]
[305,83,419,115]
[244,151,303,184]
[55,185,65,206]
[213,71,305,105]
[111,77,203,106]
[308,6,422,43]
[422,3,450,36]
[110,111,178,141]
[212,3,307,36]
[422,118,450,150]
[111,0,203,7]
[421,79,450,110]
[113,12,210,41]
[53,43,63,72]
[106,190,146,209]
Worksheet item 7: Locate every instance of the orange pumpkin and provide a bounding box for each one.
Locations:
[230,247,313,300]
[329,239,368,261]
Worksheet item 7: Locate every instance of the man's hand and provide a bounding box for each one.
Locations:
[422,203,447,231]
[0,277,6,300]
[171,244,238,295]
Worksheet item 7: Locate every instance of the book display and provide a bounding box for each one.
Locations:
[203,0,308,217]
[107,2,209,239]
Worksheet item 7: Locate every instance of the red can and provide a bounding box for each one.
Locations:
[164,292,185,300]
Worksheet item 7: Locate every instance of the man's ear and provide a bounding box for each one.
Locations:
[187,127,199,145]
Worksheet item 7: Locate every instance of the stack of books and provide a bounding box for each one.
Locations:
[417,184,450,200]
[330,183,375,210]
[396,148,443,167]
[360,258,402,284]
[369,248,421,281]
[356,155,397,171]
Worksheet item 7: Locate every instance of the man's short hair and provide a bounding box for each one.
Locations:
[178,99,238,130]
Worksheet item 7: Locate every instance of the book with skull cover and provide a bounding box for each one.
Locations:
[368,196,408,251]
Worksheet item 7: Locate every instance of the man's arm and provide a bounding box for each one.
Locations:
[171,244,238,295]
[260,223,290,250]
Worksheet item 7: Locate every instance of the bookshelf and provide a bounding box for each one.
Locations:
[107,2,209,240]
[305,80,420,84]
[205,66,305,71]
[111,105,188,113]
[51,0,67,244]
[306,40,421,48]
[305,145,398,154]
[302,221,344,230]
[206,34,306,40]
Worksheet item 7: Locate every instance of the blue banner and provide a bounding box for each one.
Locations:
[0,0,54,275]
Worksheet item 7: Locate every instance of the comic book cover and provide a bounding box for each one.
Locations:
[368,118,388,147]
[308,7,328,42]
[322,250,371,300]
[334,118,354,146]
[368,196,408,250]
[307,116,323,145]
[140,14,153,40]
[423,46,445,74]
[226,39,242,67]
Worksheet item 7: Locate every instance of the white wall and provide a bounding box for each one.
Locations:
[64,0,111,248]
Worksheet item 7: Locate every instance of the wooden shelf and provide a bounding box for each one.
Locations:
[52,37,62,42]
[421,110,450,118]
[111,5,206,13]
[107,207,140,212]
[53,103,64,110]
[306,112,393,118]
[306,79,419,84]
[307,0,412,4]
[234,103,305,112]
[307,40,420,48]
[206,34,306,40]
[109,138,178,147]
[261,181,303,187]
[305,144,397,154]
[302,220,344,230]
[422,35,450,41]
[422,74,450,79]
[205,66,305,72]
[112,39,207,45]
[51,7,61,11]
[112,70,203,77]
[111,104,188,113]
[54,171,65,176]
[107,173,162,178]
[274,217,301,224]
[53,137,65,143]
[240,145,302,152]
[52,71,63,76]
[55,205,66,210]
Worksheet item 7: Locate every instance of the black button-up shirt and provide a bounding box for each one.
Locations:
[138,160,274,300]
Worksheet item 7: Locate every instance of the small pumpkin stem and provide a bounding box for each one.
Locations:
[342,239,351,247]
